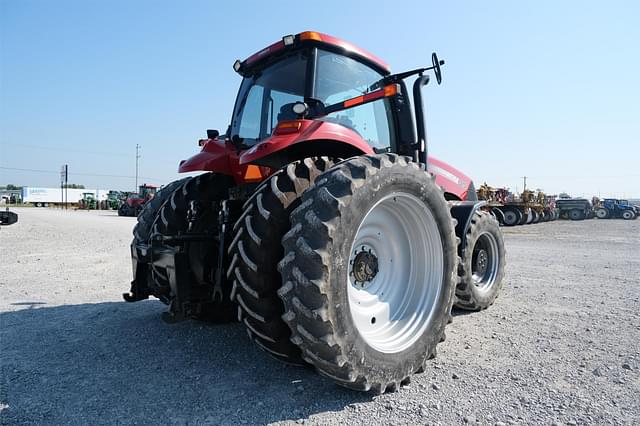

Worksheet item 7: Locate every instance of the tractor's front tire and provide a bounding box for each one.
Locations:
[278,154,457,392]
[622,210,635,220]
[228,157,335,365]
[454,211,506,311]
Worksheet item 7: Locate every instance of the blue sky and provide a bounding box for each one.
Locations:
[1,0,638,197]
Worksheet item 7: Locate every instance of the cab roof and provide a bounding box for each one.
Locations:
[240,31,391,76]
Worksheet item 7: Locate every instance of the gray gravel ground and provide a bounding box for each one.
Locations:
[1,207,638,425]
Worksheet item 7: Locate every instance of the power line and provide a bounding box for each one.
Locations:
[0,166,162,181]
[1,142,128,158]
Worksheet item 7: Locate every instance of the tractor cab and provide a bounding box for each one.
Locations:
[227,31,442,167]
[229,32,396,155]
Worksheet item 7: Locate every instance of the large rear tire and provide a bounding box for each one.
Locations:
[595,208,609,219]
[454,211,506,310]
[151,173,237,322]
[228,157,335,365]
[278,154,457,393]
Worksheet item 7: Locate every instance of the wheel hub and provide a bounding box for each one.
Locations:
[474,249,488,276]
[471,232,499,291]
[350,246,378,287]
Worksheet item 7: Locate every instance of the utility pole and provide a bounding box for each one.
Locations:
[135,144,141,192]
[522,176,527,192]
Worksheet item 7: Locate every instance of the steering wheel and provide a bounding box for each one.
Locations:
[432,52,444,85]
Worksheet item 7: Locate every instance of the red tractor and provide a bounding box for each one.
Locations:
[117,184,158,217]
[124,31,506,392]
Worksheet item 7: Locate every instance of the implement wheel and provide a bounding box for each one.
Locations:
[502,209,520,226]
[278,154,457,393]
[569,209,585,221]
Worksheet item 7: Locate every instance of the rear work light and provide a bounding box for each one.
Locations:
[233,60,242,72]
[282,34,295,46]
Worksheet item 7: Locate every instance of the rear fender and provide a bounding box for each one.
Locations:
[427,157,474,201]
[178,138,234,175]
[449,200,488,250]
[178,138,272,184]
[239,120,374,168]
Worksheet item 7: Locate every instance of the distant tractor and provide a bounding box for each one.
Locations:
[100,191,124,210]
[595,198,637,220]
[556,197,593,220]
[78,193,97,210]
[618,200,640,217]
[118,185,157,217]
[123,32,507,392]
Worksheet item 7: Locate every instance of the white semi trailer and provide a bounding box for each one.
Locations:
[22,187,108,207]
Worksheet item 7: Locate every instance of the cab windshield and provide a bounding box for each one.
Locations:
[230,48,394,151]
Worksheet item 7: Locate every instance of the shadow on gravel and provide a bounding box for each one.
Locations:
[0,301,370,424]
[451,307,477,317]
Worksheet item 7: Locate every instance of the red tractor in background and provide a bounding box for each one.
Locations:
[117,184,158,217]
[124,31,506,393]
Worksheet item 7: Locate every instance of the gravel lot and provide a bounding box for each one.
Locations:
[1,207,638,425]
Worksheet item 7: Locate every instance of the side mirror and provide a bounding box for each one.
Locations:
[206,129,220,139]
[431,52,445,85]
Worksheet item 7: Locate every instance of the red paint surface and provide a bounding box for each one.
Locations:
[239,120,374,165]
[427,156,473,200]
[178,138,272,184]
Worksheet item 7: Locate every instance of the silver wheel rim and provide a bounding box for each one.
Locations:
[471,232,499,292]
[347,192,443,354]
[596,209,607,218]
